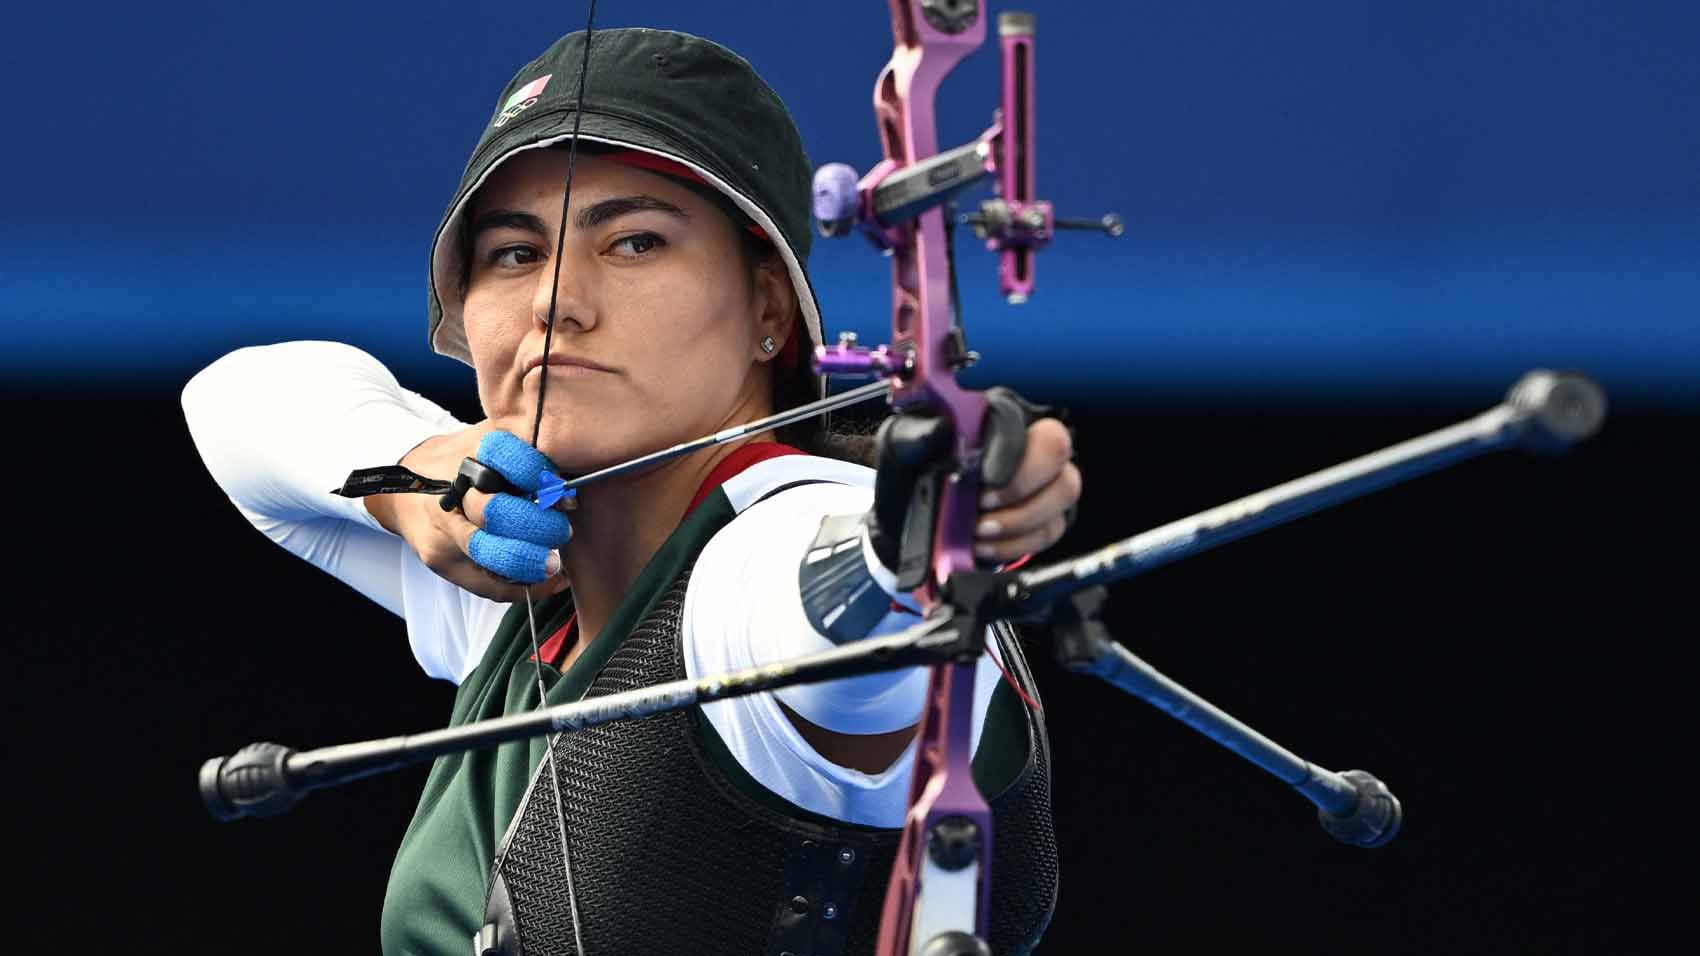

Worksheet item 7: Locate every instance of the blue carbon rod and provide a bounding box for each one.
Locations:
[1013,370,1606,609]
[1054,599,1401,847]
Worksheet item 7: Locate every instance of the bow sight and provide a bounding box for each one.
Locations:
[812,9,1121,315]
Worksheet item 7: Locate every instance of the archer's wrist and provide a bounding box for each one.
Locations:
[363,490,404,536]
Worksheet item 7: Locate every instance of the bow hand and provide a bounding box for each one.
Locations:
[867,388,1079,578]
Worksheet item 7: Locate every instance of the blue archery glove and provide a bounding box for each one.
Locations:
[462,432,574,585]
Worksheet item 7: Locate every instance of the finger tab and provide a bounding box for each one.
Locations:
[475,432,560,493]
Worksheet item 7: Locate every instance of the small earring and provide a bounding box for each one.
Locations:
[760,335,777,354]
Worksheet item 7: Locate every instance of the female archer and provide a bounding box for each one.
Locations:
[184,27,1079,956]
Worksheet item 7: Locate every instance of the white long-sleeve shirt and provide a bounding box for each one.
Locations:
[181,341,999,827]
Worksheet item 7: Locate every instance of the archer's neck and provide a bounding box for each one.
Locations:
[561,427,776,652]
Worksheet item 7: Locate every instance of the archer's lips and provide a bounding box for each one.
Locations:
[524,354,617,377]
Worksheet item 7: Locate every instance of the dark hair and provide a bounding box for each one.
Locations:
[749,239,876,464]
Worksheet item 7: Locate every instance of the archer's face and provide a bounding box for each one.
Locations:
[461,150,789,476]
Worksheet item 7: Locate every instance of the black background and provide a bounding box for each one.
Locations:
[14,389,1689,953]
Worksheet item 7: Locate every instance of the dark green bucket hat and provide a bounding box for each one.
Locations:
[427,28,823,372]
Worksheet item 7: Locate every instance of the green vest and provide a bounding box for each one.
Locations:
[378,484,1038,955]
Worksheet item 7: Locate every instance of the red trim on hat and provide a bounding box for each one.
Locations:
[601,149,707,186]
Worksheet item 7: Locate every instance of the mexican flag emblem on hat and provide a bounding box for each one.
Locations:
[494,75,551,128]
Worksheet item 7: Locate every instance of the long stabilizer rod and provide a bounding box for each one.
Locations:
[1013,370,1606,610]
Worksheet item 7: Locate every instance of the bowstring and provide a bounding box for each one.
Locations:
[522,4,599,953]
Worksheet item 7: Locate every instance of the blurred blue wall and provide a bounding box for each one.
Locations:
[2,0,1694,404]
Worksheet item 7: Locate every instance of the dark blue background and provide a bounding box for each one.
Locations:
[7,5,1694,953]
[4,0,1695,404]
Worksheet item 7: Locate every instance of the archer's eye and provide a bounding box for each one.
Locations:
[609,232,667,258]
[485,245,543,269]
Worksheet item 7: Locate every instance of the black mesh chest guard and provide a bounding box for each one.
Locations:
[481,566,1058,955]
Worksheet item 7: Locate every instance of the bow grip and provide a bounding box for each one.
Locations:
[979,386,1055,489]
[869,387,1051,589]
[869,412,955,589]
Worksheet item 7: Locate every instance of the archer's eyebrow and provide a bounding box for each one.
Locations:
[573,194,690,231]
[468,196,691,245]
[467,210,549,244]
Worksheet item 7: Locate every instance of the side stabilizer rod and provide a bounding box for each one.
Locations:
[1052,587,1401,848]
[200,611,963,821]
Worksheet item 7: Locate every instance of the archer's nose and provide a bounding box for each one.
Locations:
[530,250,597,334]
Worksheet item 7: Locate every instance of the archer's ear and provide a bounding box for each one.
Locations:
[752,254,799,358]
